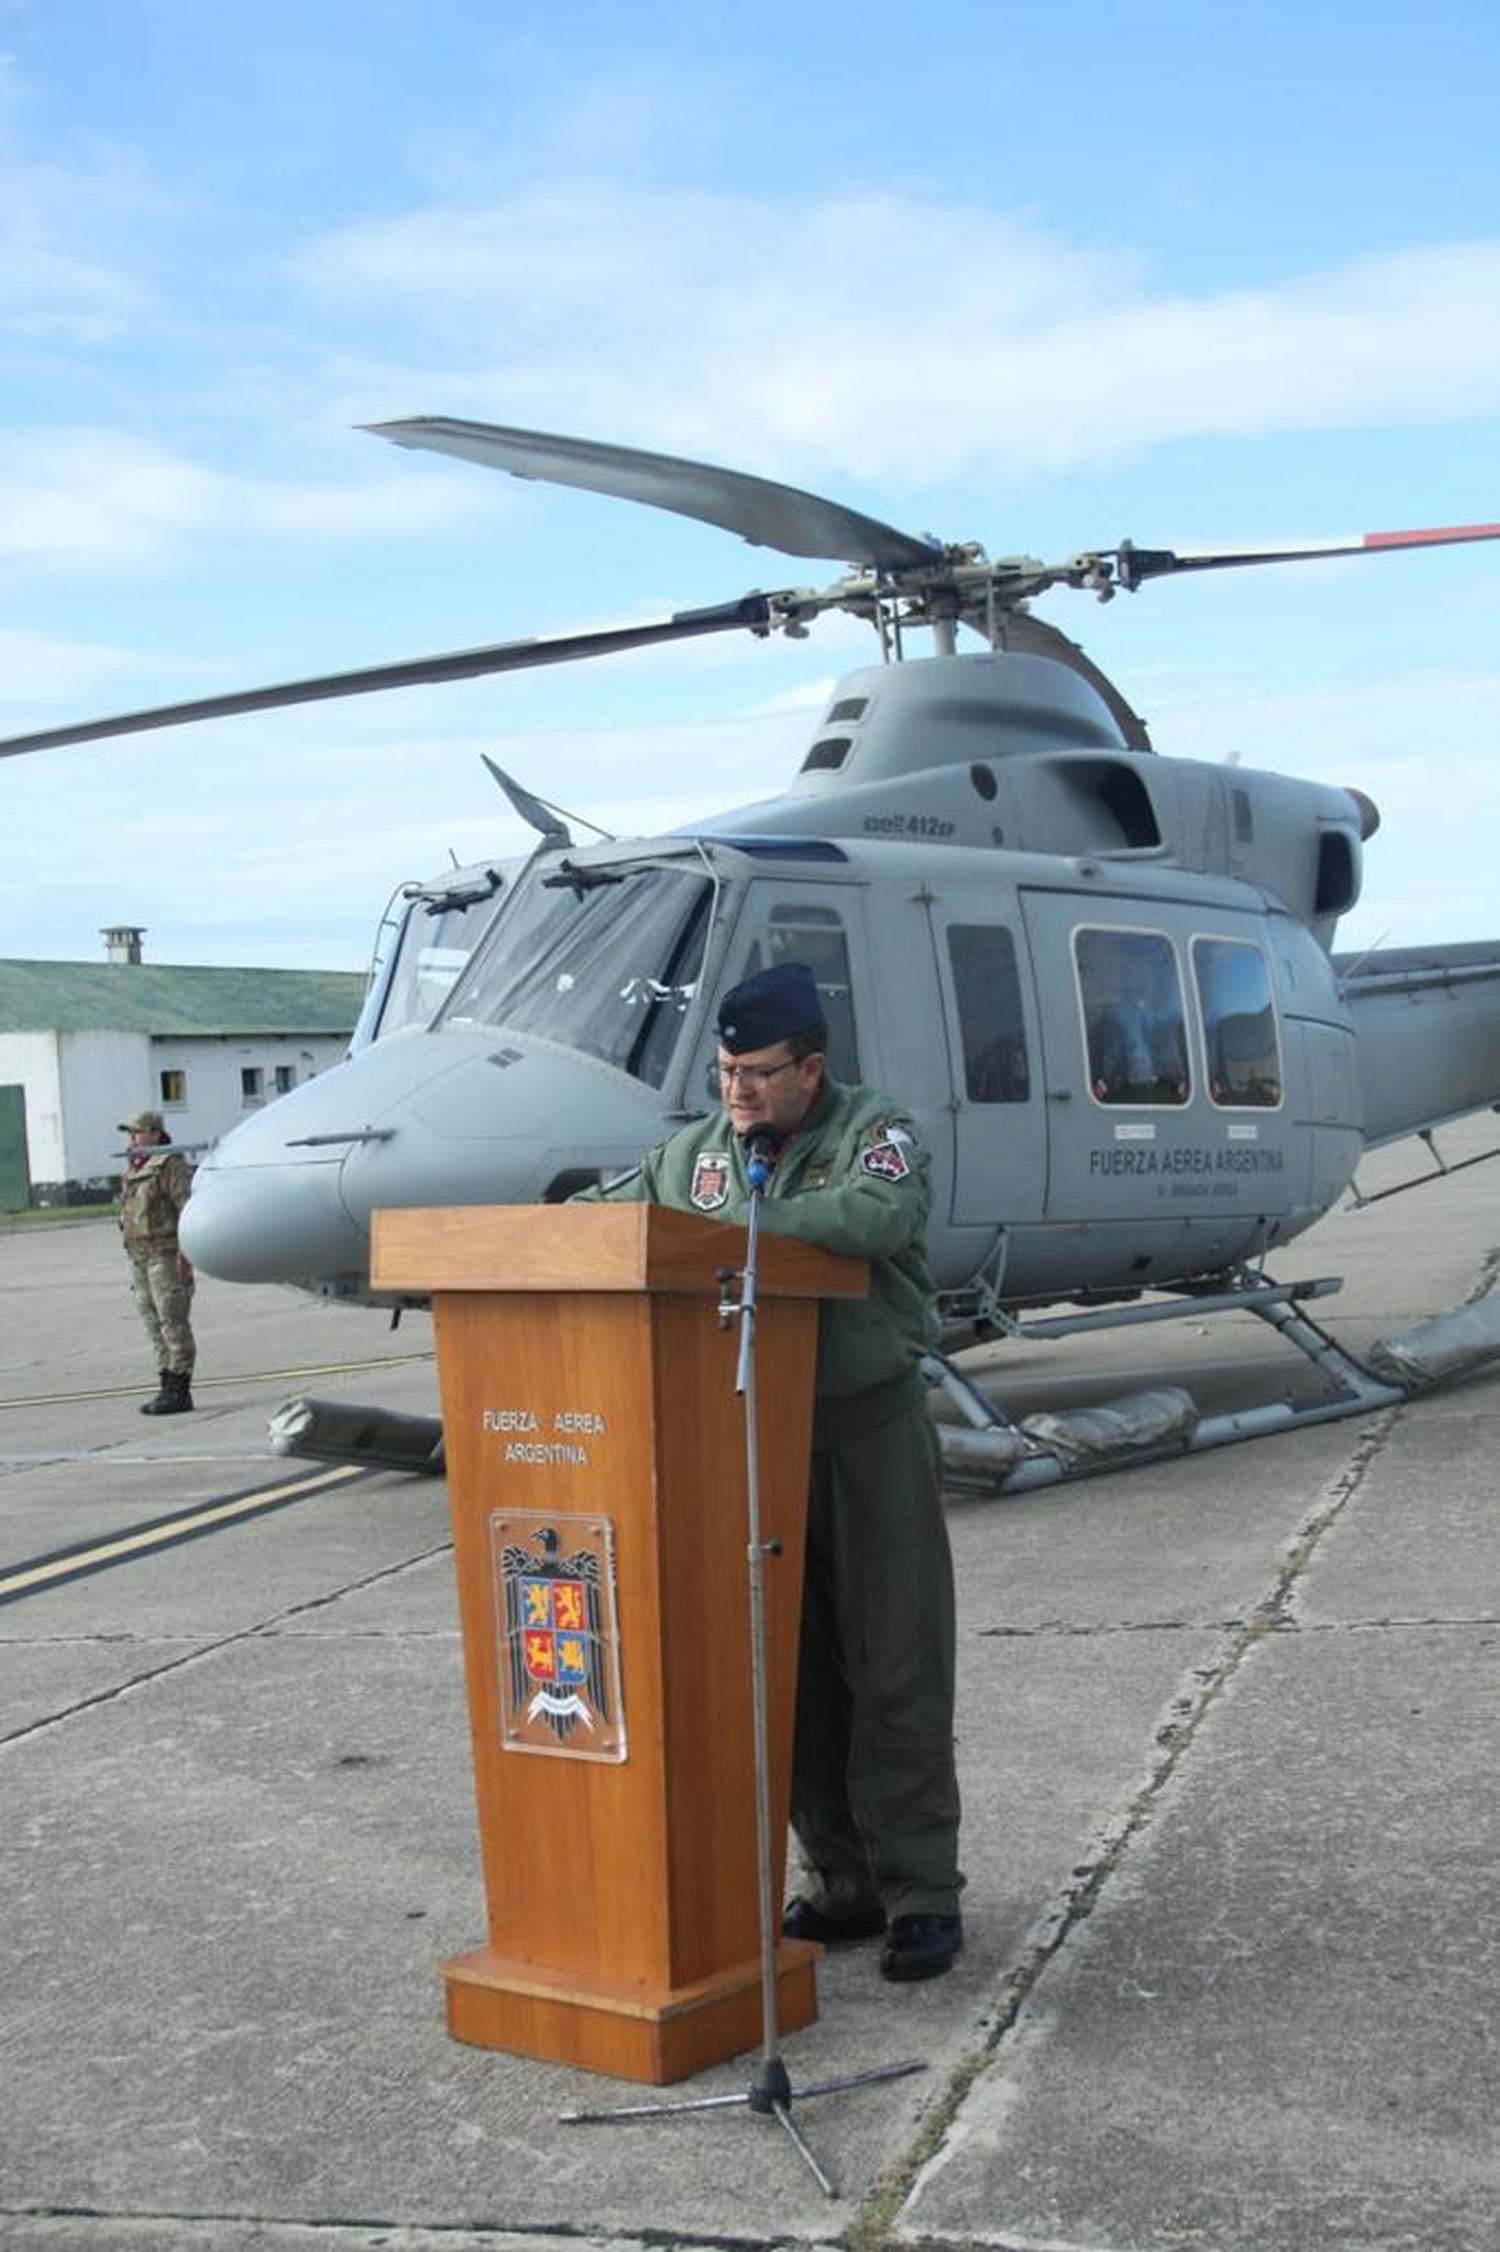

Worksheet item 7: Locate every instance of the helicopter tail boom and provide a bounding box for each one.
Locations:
[1342,943,1500,1146]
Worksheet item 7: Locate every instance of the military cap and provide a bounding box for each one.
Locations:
[119,1109,167,1135]
[716,961,824,1054]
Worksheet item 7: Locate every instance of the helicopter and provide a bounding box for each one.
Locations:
[6,418,1500,1485]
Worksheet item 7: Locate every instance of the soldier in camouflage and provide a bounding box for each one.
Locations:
[577,961,964,1982]
[118,1109,197,1415]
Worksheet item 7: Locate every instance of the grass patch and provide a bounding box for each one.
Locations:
[0,1203,116,1233]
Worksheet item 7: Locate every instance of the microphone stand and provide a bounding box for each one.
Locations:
[561,1130,923,2198]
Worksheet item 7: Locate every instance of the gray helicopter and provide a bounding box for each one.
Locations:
[7,419,1500,1487]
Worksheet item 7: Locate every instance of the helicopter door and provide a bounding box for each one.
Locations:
[1020,891,1199,1224]
[926,898,1047,1228]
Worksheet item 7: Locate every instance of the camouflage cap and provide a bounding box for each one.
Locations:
[119,1109,167,1135]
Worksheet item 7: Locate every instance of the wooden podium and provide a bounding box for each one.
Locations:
[370,1202,867,2084]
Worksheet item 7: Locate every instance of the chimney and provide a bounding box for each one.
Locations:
[102,925,146,966]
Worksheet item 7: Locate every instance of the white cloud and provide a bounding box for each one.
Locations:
[0,428,509,583]
[290,190,1500,481]
[0,110,166,341]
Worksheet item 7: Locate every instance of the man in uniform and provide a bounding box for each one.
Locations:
[118,1109,197,1415]
[578,960,964,1980]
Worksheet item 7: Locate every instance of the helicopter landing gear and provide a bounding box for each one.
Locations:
[924,1269,1414,1496]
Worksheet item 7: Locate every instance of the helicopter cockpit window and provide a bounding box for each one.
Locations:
[365,884,506,1043]
[947,926,1030,1103]
[1076,927,1190,1107]
[1192,937,1282,1107]
[438,862,714,1088]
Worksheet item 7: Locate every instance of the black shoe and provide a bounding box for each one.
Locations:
[139,1372,172,1416]
[781,1895,887,1946]
[880,1912,963,1982]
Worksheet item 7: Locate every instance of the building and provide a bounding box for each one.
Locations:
[0,928,367,1207]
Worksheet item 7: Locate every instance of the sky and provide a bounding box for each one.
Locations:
[2,0,1498,970]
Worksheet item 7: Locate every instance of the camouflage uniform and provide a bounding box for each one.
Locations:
[579,1076,963,1921]
[119,1145,197,1378]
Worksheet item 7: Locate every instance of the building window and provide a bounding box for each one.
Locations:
[241,1067,264,1104]
[159,1068,187,1108]
[274,1064,296,1094]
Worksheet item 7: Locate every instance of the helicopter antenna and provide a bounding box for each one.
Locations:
[481,753,614,844]
[1337,931,1392,985]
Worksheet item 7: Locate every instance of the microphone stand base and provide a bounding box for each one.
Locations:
[561,2055,928,2200]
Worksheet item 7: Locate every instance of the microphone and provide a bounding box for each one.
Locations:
[741,1125,781,1195]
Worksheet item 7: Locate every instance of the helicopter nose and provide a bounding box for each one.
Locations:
[181,1142,365,1288]
[179,1026,669,1292]
[333,1030,667,1228]
[177,1030,489,1288]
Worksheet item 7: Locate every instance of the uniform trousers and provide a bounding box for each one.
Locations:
[127,1248,196,1376]
[790,1367,963,1919]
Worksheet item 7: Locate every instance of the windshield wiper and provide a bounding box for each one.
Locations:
[541,858,628,895]
[403,869,504,913]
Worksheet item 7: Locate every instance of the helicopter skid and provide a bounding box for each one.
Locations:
[926,1272,1395,1496]
[928,1269,1500,1496]
[263,1275,1500,1497]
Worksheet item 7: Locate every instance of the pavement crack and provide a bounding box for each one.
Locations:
[2,2212,827,2251]
[977,1616,1243,1638]
[849,1403,1407,2244]
[0,1541,454,1751]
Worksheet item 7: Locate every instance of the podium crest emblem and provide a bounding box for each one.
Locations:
[492,1514,626,1761]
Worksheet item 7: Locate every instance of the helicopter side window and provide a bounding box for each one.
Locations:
[1076,927,1190,1107]
[755,905,860,1079]
[947,926,1030,1103]
[1193,937,1282,1108]
[705,906,860,1100]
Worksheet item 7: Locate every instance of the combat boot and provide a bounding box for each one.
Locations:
[139,1371,173,1415]
[143,1370,194,1415]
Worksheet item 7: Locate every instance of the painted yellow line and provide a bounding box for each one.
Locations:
[0,1353,433,1412]
[0,1463,364,1601]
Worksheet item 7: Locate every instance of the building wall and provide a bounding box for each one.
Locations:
[58,1028,153,1185]
[149,1032,349,1155]
[0,1027,351,1201]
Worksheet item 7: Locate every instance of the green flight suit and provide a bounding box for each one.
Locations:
[579,1076,963,1918]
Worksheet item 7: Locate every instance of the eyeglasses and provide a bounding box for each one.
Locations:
[715,1057,799,1092]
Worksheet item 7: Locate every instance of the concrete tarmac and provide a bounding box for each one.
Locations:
[2,1129,1497,2252]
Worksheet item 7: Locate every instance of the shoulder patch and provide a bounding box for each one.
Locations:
[859,1137,911,1183]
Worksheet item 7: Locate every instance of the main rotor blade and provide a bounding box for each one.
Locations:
[0,594,774,759]
[1118,519,1500,587]
[365,415,943,572]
